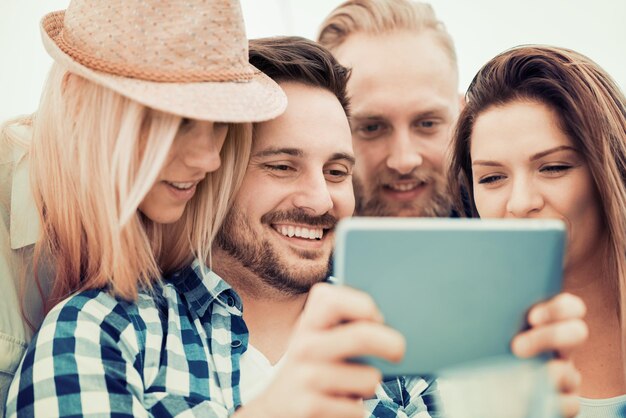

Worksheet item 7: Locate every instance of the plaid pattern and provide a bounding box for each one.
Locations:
[6,260,439,417]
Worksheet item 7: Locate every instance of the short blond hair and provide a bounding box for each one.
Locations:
[317,0,457,67]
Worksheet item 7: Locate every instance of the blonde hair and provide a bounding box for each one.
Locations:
[317,0,457,68]
[28,64,251,307]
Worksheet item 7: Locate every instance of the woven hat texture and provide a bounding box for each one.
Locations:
[41,0,287,122]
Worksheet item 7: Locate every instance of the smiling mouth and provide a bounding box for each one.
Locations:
[383,180,427,192]
[165,181,197,191]
[272,224,327,240]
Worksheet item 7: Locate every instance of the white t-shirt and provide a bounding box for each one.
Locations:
[238,344,283,405]
[578,394,626,418]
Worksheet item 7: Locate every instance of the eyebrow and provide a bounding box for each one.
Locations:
[529,145,578,161]
[472,145,579,167]
[330,152,356,166]
[253,147,303,158]
[253,148,356,166]
[351,108,447,122]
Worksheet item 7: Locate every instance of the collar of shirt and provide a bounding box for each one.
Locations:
[166,259,244,319]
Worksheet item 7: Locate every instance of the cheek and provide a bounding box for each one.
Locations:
[473,187,505,218]
[548,169,595,215]
[353,140,386,172]
[159,143,179,172]
[216,127,229,152]
[138,183,161,215]
[421,139,447,172]
[560,178,601,228]
[235,178,284,218]
[334,183,356,218]
[138,183,185,224]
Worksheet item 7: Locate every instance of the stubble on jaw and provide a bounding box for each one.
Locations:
[214,206,335,296]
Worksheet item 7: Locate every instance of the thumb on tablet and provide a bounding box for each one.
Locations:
[298,283,385,330]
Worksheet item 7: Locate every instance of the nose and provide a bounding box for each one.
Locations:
[292,172,334,216]
[506,176,544,217]
[180,122,224,173]
[386,130,423,175]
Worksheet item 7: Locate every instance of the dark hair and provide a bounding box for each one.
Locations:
[449,45,626,218]
[249,36,351,116]
[447,45,626,335]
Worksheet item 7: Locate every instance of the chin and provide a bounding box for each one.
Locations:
[144,208,186,224]
[292,256,332,277]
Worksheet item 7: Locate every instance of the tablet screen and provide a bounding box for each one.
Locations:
[333,217,565,376]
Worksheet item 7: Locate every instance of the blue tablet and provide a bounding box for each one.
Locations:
[333,217,565,376]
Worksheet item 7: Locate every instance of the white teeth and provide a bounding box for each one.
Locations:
[275,225,323,240]
[168,181,195,190]
[388,182,421,192]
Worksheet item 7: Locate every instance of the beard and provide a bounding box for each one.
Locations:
[353,166,453,217]
[215,205,337,295]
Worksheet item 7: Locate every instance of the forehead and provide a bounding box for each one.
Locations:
[252,82,353,158]
[471,100,573,156]
[334,30,459,118]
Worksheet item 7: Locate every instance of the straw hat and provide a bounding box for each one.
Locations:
[40,0,287,122]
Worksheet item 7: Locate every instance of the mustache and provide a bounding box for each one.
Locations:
[375,167,438,186]
[261,209,338,229]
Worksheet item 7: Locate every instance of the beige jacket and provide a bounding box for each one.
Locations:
[0,123,48,413]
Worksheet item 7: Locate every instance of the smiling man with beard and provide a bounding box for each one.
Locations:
[318,0,460,217]
[210,37,436,418]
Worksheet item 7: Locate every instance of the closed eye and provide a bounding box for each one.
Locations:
[477,174,506,185]
[324,168,351,183]
[265,164,294,172]
[540,164,573,175]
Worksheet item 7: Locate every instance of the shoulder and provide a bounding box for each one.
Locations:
[48,288,137,323]
[35,289,156,355]
[0,121,31,165]
[6,289,165,417]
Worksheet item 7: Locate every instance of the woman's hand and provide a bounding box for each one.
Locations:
[511,293,588,417]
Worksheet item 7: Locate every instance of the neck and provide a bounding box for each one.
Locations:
[212,246,308,364]
[562,241,618,320]
[562,243,626,398]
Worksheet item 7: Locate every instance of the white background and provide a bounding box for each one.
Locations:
[1,0,624,122]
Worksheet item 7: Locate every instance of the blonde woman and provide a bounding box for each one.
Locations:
[449,45,626,417]
[2,0,286,416]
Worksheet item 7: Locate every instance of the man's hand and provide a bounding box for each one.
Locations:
[238,283,405,418]
[511,293,588,418]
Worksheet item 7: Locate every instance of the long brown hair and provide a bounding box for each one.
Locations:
[448,45,626,349]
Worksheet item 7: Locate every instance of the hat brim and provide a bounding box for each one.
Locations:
[40,11,287,123]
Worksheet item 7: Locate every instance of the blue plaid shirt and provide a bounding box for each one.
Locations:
[6,259,440,417]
